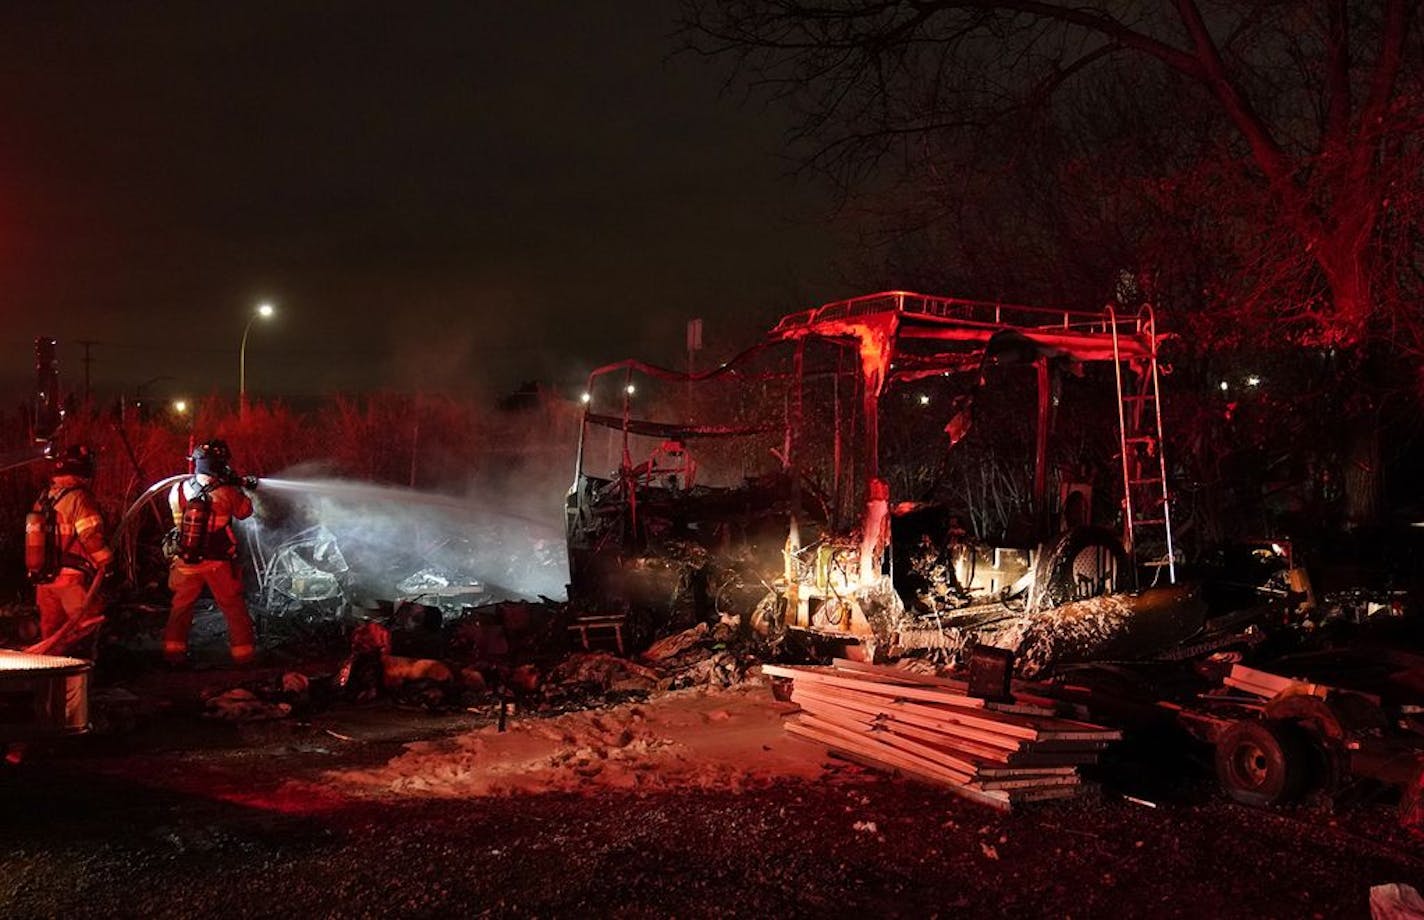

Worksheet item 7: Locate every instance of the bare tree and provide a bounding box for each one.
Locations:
[684,1,1422,351]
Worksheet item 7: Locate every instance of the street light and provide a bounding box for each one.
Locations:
[239,302,276,417]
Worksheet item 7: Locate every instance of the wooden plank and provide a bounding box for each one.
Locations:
[813,663,1062,717]
[861,722,1081,792]
[793,686,1027,763]
[986,781,1091,803]
[798,685,1115,764]
[802,697,1084,777]
[819,741,1018,811]
[769,667,1044,737]
[1023,738,1114,753]
[873,720,1080,777]
[1227,664,1299,695]
[798,718,1090,806]
[791,684,1028,751]
[793,697,988,779]
[829,658,1062,713]
[789,714,976,786]
[764,664,992,713]
[780,677,1122,751]
[798,687,1108,767]
[973,774,1083,791]
[1222,677,1276,698]
[1227,664,1328,698]
[786,719,1013,812]
[776,664,1122,739]
[830,658,976,692]
[801,709,1047,791]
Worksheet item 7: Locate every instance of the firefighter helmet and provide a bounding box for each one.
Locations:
[52,444,95,478]
[190,439,233,476]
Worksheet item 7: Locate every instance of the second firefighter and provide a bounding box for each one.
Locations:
[164,439,257,666]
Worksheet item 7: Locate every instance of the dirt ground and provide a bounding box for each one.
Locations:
[2,671,1421,919]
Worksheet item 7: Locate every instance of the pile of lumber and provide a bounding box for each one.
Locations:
[764,660,1121,811]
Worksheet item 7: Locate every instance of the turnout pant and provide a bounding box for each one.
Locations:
[36,570,90,639]
[165,560,255,663]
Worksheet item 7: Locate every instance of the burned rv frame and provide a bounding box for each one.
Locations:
[566,291,1175,656]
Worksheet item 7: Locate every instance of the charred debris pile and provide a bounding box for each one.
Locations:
[205,290,1421,714]
[192,601,766,725]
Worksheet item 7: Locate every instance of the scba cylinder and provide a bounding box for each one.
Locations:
[177,496,211,564]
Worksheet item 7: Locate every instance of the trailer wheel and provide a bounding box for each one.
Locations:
[1215,719,1312,807]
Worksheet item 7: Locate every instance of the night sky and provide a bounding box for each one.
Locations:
[0,1,846,405]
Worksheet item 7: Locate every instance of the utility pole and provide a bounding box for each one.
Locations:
[77,340,99,405]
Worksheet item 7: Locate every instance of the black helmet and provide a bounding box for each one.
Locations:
[190,439,233,476]
[53,444,95,478]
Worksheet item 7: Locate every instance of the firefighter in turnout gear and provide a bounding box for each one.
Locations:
[27,445,111,640]
[164,439,257,665]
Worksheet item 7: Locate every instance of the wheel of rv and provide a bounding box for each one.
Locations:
[1214,718,1314,807]
[1031,527,1129,611]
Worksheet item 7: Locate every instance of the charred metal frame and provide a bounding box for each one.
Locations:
[568,291,1171,646]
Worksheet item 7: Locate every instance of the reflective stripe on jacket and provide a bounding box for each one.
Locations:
[34,483,112,572]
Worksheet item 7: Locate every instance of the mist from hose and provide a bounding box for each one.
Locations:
[249,475,569,605]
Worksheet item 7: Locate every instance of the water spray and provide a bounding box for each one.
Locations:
[251,476,569,604]
[256,478,560,534]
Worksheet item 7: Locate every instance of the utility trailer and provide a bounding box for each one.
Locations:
[1028,653,1423,830]
[1203,659,1423,812]
[566,291,1186,657]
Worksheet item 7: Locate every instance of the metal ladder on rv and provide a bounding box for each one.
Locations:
[1108,306,1177,584]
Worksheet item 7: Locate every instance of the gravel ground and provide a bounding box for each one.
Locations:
[1,707,1421,920]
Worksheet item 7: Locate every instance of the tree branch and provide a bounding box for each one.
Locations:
[931,0,1204,78]
[1171,0,1327,251]
[1323,0,1351,149]
[1351,0,1412,179]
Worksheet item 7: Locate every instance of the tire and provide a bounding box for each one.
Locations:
[1214,719,1312,807]
[1029,526,1128,612]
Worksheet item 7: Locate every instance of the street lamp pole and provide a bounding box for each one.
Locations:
[172,399,196,456]
[239,302,275,419]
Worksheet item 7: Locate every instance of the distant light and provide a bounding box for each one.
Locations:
[257,302,275,318]
[1270,542,1285,555]
[1245,375,1261,387]
[1219,381,1229,392]
[172,399,188,414]
[918,394,930,406]
[625,384,636,396]
[579,392,591,404]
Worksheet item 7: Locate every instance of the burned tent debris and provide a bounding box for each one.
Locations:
[567,290,1188,668]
